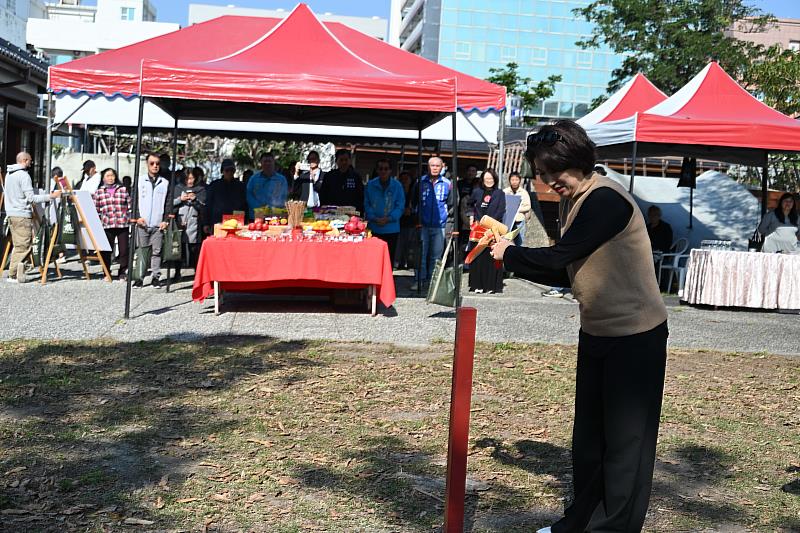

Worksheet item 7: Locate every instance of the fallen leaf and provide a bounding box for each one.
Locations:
[154,496,164,509]
[176,497,200,504]
[1,509,30,515]
[210,493,232,503]
[246,438,274,447]
[95,506,118,514]
[62,504,94,515]
[4,466,27,476]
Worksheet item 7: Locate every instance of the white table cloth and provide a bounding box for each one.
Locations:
[682,249,800,310]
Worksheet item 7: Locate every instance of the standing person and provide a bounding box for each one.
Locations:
[410,156,453,291]
[291,150,324,208]
[468,168,506,294]
[319,149,364,215]
[134,153,171,288]
[3,152,61,282]
[204,159,247,231]
[76,160,99,193]
[758,192,799,252]
[490,121,668,533]
[457,166,478,257]
[394,171,415,269]
[646,205,673,253]
[122,176,132,192]
[172,168,207,279]
[246,152,287,221]
[92,168,131,280]
[158,153,172,180]
[364,158,405,267]
[503,171,532,247]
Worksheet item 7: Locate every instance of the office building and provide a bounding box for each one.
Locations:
[729,17,800,51]
[27,0,178,65]
[389,0,622,121]
[188,3,388,41]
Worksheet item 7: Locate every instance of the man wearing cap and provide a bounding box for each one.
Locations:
[134,153,172,288]
[204,159,247,233]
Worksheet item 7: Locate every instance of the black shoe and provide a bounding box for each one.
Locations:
[118,273,127,282]
[133,279,143,288]
[171,272,182,282]
[151,276,163,288]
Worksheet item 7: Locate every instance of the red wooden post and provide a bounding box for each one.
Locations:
[443,306,478,532]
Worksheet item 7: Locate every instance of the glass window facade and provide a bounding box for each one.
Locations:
[436,0,621,119]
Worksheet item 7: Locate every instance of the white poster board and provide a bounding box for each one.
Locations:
[72,190,112,252]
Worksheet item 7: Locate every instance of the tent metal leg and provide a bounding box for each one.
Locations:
[124,97,146,319]
[166,117,178,293]
[451,112,460,308]
[689,187,693,229]
[44,93,53,192]
[761,154,769,217]
[629,142,638,194]
[417,128,423,296]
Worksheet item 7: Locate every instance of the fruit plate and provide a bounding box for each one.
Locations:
[221,226,240,238]
[313,228,332,234]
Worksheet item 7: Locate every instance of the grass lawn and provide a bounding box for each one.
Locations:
[0,337,798,532]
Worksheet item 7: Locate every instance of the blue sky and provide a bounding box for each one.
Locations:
[83,0,800,26]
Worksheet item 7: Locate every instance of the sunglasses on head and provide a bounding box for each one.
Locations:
[527,130,563,147]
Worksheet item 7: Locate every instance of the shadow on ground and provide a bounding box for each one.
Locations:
[0,335,320,530]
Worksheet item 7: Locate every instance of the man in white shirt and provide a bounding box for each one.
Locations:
[134,153,171,287]
[291,150,324,207]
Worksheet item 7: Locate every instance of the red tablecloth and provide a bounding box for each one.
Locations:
[191,237,396,307]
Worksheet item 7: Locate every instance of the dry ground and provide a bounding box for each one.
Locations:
[0,337,798,532]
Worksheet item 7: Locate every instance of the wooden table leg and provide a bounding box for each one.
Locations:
[371,285,377,316]
[214,281,220,315]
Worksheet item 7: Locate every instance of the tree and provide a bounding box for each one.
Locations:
[485,62,561,123]
[745,45,800,117]
[231,139,311,173]
[574,0,771,96]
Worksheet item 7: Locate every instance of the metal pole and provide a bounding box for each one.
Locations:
[114,126,119,174]
[1,102,8,178]
[451,112,460,308]
[417,127,423,295]
[628,142,638,194]
[45,92,53,191]
[497,108,506,187]
[761,153,769,217]
[166,117,178,292]
[688,187,693,229]
[124,97,146,319]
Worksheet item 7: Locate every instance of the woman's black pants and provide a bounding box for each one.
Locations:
[552,320,668,533]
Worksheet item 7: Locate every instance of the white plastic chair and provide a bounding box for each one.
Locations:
[658,237,690,293]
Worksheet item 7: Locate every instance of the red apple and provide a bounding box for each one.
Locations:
[350,216,360,224]
[255,222,263,231]
[248,223,255,231]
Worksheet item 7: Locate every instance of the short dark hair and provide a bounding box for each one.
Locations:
[259,152,275,161]
[467,164,478,171]
[51,166,63,178]
[508,171,522,180]
[145,153,160,162]
[526,120,596,176]
[189,166,205,182]
[307,150,320,160]
[335,148,351,159]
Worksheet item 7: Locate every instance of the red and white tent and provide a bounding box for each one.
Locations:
[586,62,800,165]
[577,72,667,128]
[49,4,505,130]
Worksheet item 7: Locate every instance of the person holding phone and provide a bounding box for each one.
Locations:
[172,167,207,279]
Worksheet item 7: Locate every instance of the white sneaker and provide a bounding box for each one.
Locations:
[5,277,18,283]
[537,528,552,533]
[541,289,564,298]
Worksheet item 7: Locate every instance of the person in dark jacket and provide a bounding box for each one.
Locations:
[409,157,454,290]
[172,167,207,279]
[203,159,247,232]
[318,149,364,214]
[291,150,324,207]
[468,168,506,293]
[646,205,673,253]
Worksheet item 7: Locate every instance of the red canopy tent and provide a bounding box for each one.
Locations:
[47,3,507,316]
[586,62,800,212]
[577,72,667,128]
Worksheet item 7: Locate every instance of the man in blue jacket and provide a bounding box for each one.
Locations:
[364,159,405,267]
[246,152,287,220]
[411,157,453,290]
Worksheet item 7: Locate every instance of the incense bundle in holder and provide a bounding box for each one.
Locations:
[286,201,306,228]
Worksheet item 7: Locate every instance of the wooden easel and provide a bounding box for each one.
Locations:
[1,206,57,279]
[40,177,111,283]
